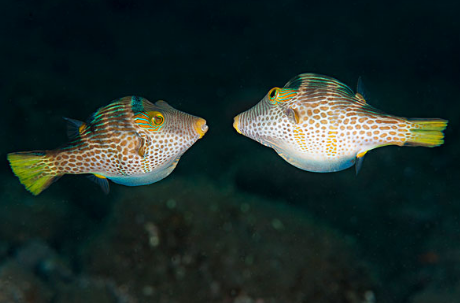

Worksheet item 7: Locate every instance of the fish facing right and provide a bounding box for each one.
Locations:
[233,73,448,173]
[7,96,208,195]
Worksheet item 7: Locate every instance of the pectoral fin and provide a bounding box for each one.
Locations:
[137,136,147,157]
[285,107,300,124]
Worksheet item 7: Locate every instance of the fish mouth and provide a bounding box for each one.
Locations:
[233,115,242,135]
[194,118,208,139]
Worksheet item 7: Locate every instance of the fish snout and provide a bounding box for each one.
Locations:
[194,118,208,139]
[233,114,243,135]
[233,114,242,135]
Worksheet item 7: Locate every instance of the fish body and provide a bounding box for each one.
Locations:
[8,96,208,195]
[233,73,447,173]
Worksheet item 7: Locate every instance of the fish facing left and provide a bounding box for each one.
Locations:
[7,96,209,195]
[233,73,448,174]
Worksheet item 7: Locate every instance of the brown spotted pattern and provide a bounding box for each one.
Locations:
[234,73,446,173]
[46,97,207,184]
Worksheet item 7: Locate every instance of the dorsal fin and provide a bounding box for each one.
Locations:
[356,76,370,102]
[63,117,85,138]
[355,93,367,104]
[285,73,356,99]
[357,76,365,97]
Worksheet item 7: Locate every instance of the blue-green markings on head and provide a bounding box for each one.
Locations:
[132,112,152,128]
[284,75,303,90]
[131,96,145,113]
[268,87,298,105]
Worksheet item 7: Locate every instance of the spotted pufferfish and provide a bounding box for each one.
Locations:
[233,73,447,173]
[7,96,208,195]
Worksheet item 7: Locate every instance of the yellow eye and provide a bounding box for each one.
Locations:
[152,113,164,125]
[268,87,280,103]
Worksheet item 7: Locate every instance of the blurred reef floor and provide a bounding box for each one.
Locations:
[0,177,376,303]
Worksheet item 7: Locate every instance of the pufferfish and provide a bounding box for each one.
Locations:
[7,96,208,195]
[233,73,447,173]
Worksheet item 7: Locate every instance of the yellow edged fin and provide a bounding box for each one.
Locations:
[355,150,368,175]
[7,152,60,195]
[406,119,448,147]
[63,117,86,138]
[357,151,367,158]
[88,174,110,194]
[355,93,367,104]
[78,123,86,134]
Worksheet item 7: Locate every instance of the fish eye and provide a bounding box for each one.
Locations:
[151,112,164,125]
[268,87,279,99]
[268,87,281,104]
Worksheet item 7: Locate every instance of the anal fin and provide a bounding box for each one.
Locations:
[87,174,110,194]
[355,151,367,175]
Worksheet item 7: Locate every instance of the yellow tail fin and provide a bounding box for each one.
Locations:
[7,152,60,195]
[406,119,448,147]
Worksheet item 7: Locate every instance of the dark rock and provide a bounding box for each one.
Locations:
[80,178,376,303]
[54,277,134,303]
[0,261,52,303]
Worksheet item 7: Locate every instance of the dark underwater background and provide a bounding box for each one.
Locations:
[1,0,459,302]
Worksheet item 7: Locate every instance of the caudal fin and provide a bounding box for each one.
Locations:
[7,152,60,195]
[406,119,448,147]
